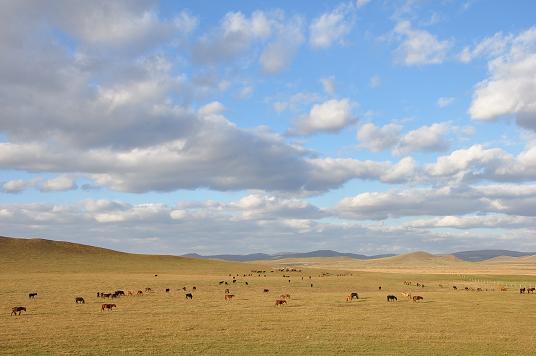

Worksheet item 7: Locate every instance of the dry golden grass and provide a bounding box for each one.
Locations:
[2,237,536,355]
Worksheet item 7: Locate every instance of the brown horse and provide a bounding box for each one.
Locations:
[263,289,269,293]
[11,307,26,316]
[75,297,85,304]
[137,290,143,296]
[528,288,536,293]
[225,294,235,301]
[350,292,358,300]
[387,295,397,302]
[101,303,116,311]
[185,293,193,299]
[28,293,37,299]
[413,296,423,302]
[520,288,526,294]
[275,299,287,306]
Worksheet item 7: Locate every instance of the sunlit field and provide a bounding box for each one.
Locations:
[3,251,536,355]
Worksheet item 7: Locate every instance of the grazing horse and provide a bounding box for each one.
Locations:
[28,293,37,299]
[263,289,269,293]
[165,288,170,293]
[101,303,116,311]
[528,288,536,293]
[453,286,457,290]
[137,290,143,296]
[387,295,397,302]
[185,293,193,299]
[412,296,423,302]
[520,288,526,294]
[114,290,125,296]
[75,297,85,304]
[350,292,358,300]
[193,286,197,290]
[225,294,235,301]
[145,288,152,293]
[11,307,26,316]
[275,299,287,306]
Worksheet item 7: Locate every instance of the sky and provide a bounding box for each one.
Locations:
[1,0,536,255]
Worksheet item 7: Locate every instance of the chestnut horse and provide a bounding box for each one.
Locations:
[11,307,26,316]
[412,296,423,302]
[225,294,235,301]
[275,299,287,306]
[101,303,116,311]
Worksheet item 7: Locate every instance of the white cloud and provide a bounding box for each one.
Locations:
[458,32,513,63]
[357,122,450,155]
[469,27,536,131]
[1,179,33,194]
[40,176,77,192]
[291,99,357,135]
[320,76,336,95]
[309,4,355,49]
[357,123,402,152]
[260,16,305,74]
[395,122,450,155]
[394,20,451,65]
[437,97,454,108]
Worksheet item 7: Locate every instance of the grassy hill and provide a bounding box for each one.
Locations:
[0,236,243,274]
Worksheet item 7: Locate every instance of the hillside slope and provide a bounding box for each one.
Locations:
[0,236,242,273]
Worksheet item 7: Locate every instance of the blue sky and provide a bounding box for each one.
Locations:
[1,0,536,255]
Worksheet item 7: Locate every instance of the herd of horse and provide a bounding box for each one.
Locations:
[9,275,536,316]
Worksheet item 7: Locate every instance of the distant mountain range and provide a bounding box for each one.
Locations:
[451,250,536,262]
[183,249,536,262]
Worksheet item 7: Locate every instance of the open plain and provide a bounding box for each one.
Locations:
[2,237,536,355]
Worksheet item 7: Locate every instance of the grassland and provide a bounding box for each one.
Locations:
[2,236,536,355]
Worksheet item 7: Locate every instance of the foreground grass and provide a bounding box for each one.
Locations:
[2,269,536,355]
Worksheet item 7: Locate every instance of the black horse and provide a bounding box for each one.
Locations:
[387,295,397,302]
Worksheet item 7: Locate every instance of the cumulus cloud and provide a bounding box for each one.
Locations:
[39,176,77,192]
[357,122,450,155]
[291,99,357,135]
[309,3,355,49]
[357,123,402,152]
[393,20,451,65]
[192,11,272,65]
[336,183,536,220]
[469,27,536,131]
[395,123,450,155]
[1,179,34,194]
[2,198,535,254]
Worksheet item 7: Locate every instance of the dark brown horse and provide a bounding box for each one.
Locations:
[520,288,526,294]
[413,296,423,302]
[350,292,358,300]
[75,297,85,304]
[263,289,269,293]
[28,293,37,299]
[185,293,193,299]
[11,306,26,316]
[528,288,536,293]
[387,295,397,302]
[275,299,287,306]
[101,303,116,311]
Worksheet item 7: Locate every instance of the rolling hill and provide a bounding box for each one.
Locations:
[0,236,243,273]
